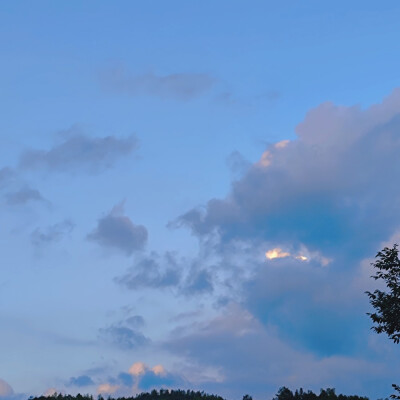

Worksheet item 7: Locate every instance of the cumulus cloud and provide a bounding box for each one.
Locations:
[31,220,74,247]
[151,89,400,398]
[19,127,138,174]
[176,89,400,260]
[88,202,148,255]
[101,67,215,101]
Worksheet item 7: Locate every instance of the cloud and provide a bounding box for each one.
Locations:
[128,362,147,377]
[43,388,59,397]
[0,380,25,400]
[5,187,45,206]
[99,324,150,350]
[88,203,148,255]
[0,379,13,397]
[101,67,216,101]
[176,89,400,260]
[150,89,400,399]
[97,383,119,395]
[0,168,15,188]
[94,363,184,397]
[19,127,138,174]
[163,304,389,400]
[31,220,74,247]
[226,151,251,179]
[68,375,95,387]
[126,362,183,391]
[125,315,145,329]
[242,255,370,356]
[265,248,290,260]
[183,268,213,295]
[116,251,181,289]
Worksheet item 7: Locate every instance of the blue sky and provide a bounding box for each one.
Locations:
[1,2,400,400]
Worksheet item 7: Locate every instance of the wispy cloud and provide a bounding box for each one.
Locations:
[99,325,150,350]
[5,187,45,206]
[116,251,181,289]
[31,220,74,247]
[19,127,138,174]
[101,67,216,101]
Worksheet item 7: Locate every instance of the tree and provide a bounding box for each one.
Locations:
[274,387,294,400]
[366,244,400,343]
[366,244,400,398]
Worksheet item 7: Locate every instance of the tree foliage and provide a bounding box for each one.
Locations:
[29,390,225,400]
[366,244,400,344]
[366,244,400,399]
[28,388,369,400]
[273,387,368,400]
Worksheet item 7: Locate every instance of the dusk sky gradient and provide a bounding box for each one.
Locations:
[1,2,400,400]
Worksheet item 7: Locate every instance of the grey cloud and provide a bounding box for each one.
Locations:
[163,304,387,400]
[102,68,215,101]
[68,375,94,387]
[88,203,148,255]
[19,128,138,173]
[138,370,184,391]
[116,251,181,290]
[226,151,251,179]
[183,268,213,295]
[31,220,74,247]
[175,89,400,259]
[93,365,185,396]
[242,254,370,357]
[125,315,145,329]
[99,324,150,350]
[5,187,45,206]
[117,372,134,386]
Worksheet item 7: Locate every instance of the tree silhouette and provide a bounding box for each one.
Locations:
[366,244,400,398]
[28,388,368,400]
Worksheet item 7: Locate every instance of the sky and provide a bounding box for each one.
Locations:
[1,1,400,400]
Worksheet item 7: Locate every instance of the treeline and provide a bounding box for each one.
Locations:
[28,387,372,400]
[29,389,224,400]
[273,387,369,400]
